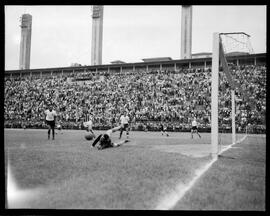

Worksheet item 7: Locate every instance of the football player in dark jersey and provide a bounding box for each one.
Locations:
[92,125,129,150]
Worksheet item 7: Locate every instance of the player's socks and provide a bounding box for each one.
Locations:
[119,129,123,139]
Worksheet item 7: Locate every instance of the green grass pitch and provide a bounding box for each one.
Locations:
[4,129,265,210]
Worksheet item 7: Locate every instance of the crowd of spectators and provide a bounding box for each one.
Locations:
[4,64,266,133]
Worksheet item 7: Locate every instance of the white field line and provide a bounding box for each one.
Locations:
[219,134,247,155]
[155,134,248,210]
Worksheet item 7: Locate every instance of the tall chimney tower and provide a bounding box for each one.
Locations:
[91,5,104,66]
[19,14,32,70]
[181,6,192,59]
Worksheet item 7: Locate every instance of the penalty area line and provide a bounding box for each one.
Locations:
[155,134,248,210]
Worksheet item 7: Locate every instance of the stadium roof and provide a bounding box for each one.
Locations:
[192,52,212,56]
[5,53,265,74]
[226,51,250,56]
[142,57,172,62]
[111,60,126,64]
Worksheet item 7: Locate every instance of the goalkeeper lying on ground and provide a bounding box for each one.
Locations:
[92,125,130,150]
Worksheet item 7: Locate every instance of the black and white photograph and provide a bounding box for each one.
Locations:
[4,5,267,211]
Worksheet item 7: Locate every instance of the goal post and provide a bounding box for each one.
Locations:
[211,32,254,158]
[212,32,238,158]
[211,32,219,159]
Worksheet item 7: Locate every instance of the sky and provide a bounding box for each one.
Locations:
[5,5,267,70]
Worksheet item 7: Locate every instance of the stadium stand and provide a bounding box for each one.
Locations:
[4,64,266,133]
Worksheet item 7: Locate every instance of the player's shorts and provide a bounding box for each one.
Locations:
[93,134,114,150]
[192,126,198,131]
[121,123,129,130]
[46,120,55,128]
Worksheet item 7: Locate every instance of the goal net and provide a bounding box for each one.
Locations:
[211,32,255,158]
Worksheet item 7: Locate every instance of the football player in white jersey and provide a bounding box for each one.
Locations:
[83,113,96,138]
[119,110,130,139]
[191,117,201,139]
[56,119,63,134]
[160,122,169,136]
[45,105,57,140]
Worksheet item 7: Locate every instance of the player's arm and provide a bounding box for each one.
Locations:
[92,134,102,147]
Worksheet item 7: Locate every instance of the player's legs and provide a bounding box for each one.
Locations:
[48,127,51,139]
[51,121,55,140]
[191,129,194,139]
[60,126,63,134]
[119,126,124,139]
[89,128,95,137]
[106,125,122,137]
[113,139,130,147]
[124,124,129,139]
[164,127,169,136]
[87,126,96,138]
[126,127,129,139]
[196,129,201,138]
[46,120,51,139]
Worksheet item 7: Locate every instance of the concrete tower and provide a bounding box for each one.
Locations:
[19,14,32,70]
[91,5,104,65]
[181,6,192,59]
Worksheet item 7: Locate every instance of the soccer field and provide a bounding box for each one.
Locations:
[4,129,265,210]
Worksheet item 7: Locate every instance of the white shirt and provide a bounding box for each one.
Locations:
[83,120,93,129]
[120,115,129,124]
[45,109,57,121]
[192,120,198,127]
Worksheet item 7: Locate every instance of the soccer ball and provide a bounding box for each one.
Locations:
[85,132,95,141]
